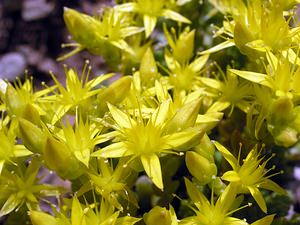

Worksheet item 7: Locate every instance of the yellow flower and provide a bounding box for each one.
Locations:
[46,65,113,124]
[182,178,275,225]
[0,119,32,174]
[200,70,253,114]
[116,0,191,38]
[60,7,144,60]
[214,141,286,213]
[92,100,202,190]
[30,197,141,225]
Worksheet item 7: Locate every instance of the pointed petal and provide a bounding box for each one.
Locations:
[92,142,133,158]
[72,197,85,225]
[0,160,4,174]
[184,178,209,207]
[163,129,200,150]
[151,100,170,127]
[144,15,157,38]
[229,69,273,89]
[107,103,135,129]
[223,217,248,225]
[13,145,33,157]
[115,3,138,12]
[259,179,287,195]
[189,54,209,72]
[221,171,240,182]
[199,39,235,55]
[161,9,191,24]
[120,26,144,38]
[249,186,267,213]
[29,211,58,225]
[0,194,21,217]
[214,141,239,171]
[251,215,275,225]
[141,154,163,190]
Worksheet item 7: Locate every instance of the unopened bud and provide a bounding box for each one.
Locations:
[185,151,217,185]
[44,136,84,179]
[144,206,172,225]
[19,118,45,154]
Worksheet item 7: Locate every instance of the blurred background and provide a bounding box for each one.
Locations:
[0,0,113,84]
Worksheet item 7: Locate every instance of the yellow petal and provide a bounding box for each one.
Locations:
[141,153,163,190]
[163,129,201,150]
[72,197,86,225]
[161,9,191,24]
[92,142,133,158]
[189,54,209,72]
[229,69,273,89]
[259,179,287,195]
[144,15,157,38]
[251,215,275,225]
[213,141,239,171]
[221,171,240,182]
[108,103,135,129]
[151,100,170,127]
[199,39,235,55]
[248,186,267,213]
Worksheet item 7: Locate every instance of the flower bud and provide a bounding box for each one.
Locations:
[63,7,100,48]
[173,29,195,64]
[22,104,40,125]
[97,76,132,112]
[5,84,23,117]
[29,211,57,225]
[193,133,215,162]
[269,96,294,126]
[19,118,45,154]
[271,126,298,148]
[144,206,172,225]
[44,136,84,179]
[165,98,201,134]
[185,151,217,185]
[139,48,159,87]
